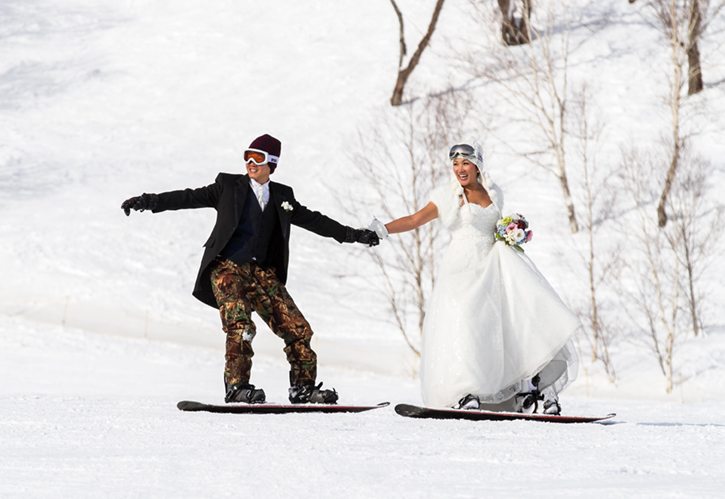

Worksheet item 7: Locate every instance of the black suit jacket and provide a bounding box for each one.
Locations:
[152,173,350,308]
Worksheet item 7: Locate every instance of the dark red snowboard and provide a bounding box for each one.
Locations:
[394,403,615,424]
[177,400,389,414]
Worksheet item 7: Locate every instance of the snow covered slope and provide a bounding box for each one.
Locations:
[2,316,725,498]
[2,0,725,496]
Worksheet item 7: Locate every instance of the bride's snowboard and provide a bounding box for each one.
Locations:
[177,400,389,414]
[394,403,615,424]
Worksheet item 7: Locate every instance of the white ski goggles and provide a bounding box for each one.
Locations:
[244,148,279,166]
[448,144,476,161]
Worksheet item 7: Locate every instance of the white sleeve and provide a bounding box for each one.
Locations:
[429,185,449,211]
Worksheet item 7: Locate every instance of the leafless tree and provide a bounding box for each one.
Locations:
[468,1,580,233]
[570,85,619,382]
[631,0,725,226]
[619,146,684,393]
[389,0,446,106]
[497,0,534,45]
[618,143,723,392]
[662,149,723,338]
[631,0,725,95]
[337,93,475,356]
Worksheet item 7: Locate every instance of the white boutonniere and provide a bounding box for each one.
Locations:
[281,201,294,212]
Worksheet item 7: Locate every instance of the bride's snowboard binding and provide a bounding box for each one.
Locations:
[515,374,563,415]
[402,368,612,424]
[456,374,563,415]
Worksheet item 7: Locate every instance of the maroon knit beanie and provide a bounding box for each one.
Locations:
[248,134,281,173]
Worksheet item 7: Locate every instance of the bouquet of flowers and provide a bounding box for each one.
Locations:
[495,214,532,252]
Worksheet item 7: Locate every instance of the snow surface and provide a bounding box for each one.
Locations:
[2,0,725,497]
[3,316,725,498]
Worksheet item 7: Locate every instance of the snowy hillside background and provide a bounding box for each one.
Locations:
[2,0,725,497]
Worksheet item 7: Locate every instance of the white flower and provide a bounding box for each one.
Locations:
[281,201,293,212]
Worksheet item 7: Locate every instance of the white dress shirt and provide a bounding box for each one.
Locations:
[249,178,270,211]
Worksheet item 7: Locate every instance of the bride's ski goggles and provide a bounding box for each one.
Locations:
[448,144,476,161]
[244,148,279,166]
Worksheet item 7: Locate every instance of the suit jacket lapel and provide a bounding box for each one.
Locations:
[234,174,252,223]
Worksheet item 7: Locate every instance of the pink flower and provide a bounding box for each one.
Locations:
[506,223,517,233]
[526,231,533,242]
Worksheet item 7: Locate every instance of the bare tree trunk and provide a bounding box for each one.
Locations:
[550,36,579,233]
[663,268,679,393]
[337,93,472,359]
[475,1,579,233]
[665,332,674,393]
[498,0,533,46]
[657,0,684,227]
[634,0,725,95]
[390,0,446,106]
[687,0,704,95]
[371,252,422,356]
[664,152,721,339]
[390,0,407,69]
[576,89,616,381]
[619,147,691,394]
[686,41,704,95]
[680,226,701,337]
[586,224,616,381]
[657,139,680,227]
[556,150,580,233]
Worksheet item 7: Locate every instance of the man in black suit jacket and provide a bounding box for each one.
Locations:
[122,134,378,404]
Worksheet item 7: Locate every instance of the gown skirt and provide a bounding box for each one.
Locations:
[420,202,579,409]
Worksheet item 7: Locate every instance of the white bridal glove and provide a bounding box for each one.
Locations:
[368,217,389,240]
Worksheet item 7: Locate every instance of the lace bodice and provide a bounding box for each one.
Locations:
[449,202,500,244]
[439,202,501,278]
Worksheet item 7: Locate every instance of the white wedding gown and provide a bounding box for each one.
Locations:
[420,194,580,409]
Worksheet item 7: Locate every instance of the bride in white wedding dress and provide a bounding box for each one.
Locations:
[371,144,579,414]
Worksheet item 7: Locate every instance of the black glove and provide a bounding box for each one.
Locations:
[345,227,380,247]
[121,193,158,216]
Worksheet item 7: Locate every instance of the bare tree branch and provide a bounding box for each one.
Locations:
[335,93,476,359]
[390,0,447,106]
[467,1,580,232]
[390,0,407,70]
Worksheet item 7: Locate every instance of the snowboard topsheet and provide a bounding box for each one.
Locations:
[394,403,615,424]
[177,400,390,414]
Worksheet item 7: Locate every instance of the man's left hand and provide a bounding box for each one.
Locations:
[346,228,380,247]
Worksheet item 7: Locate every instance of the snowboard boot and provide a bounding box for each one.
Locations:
[515,375,543,413]
[456,394,481,410]
[225,382,266,404]
[288,382,338,404]
[542,385,561,415]
[543,399,561,415]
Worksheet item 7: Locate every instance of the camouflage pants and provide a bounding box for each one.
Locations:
[210,258,317,388]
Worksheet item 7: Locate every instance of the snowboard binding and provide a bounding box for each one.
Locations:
[225,382,266,404]
[288,382,339,404]
[515,375,543,414]
[456,394,481,410]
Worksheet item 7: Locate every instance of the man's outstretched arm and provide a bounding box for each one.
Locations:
[289,196,379,247]
[121,174,223,216]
